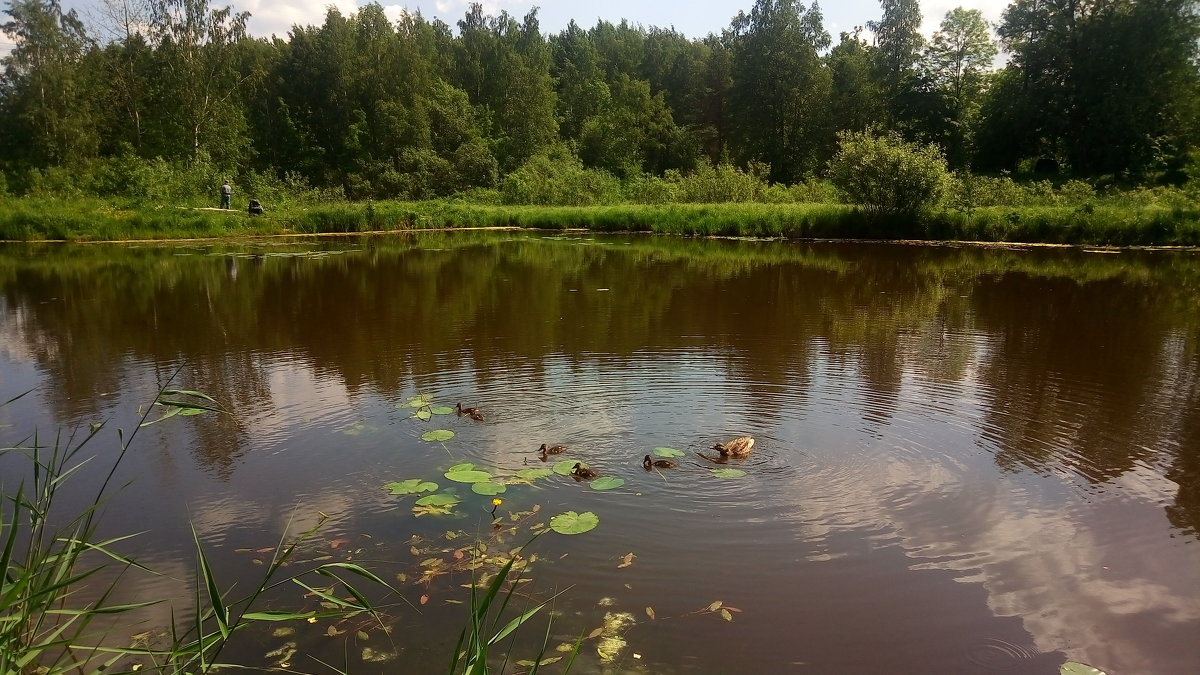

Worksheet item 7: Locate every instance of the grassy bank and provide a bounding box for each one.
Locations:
[3,197,1200,246]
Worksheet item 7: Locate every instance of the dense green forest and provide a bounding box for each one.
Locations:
[0,0,1198,206]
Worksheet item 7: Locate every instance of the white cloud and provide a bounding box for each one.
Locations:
[236,0,359,39]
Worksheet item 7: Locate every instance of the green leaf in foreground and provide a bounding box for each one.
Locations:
[415,493,460,507]
[1061,663,1107,675]
[553,459,584,476]
[549,511,599,535]
[429,405,455,415]
[589,477,625,491]
[421,429,455,442]
[444,469,493,483]
[709,468,746,479]
[384,479,438,495]
[653,447,684,458]
[515,468,553,480]
[471,481,507,496]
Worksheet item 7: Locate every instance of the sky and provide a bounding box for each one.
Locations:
[2,1,1015,54]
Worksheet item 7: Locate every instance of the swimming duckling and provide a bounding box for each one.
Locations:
[643,454,676,470]
[539,443,567,455]
[570,462,598,480]
[713,436,755,457]
[456,403,484,421]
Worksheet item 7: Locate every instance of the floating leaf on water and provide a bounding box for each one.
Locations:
[709,468,746,479]
[404,394,433,408]
[720,608,733,622]
[550,511,599,535]
[597,636,627,663]
[515,467,553,480]
[356,631,370,641]
[553,459,585,475]
[415,493,461,507]
[653,447,684,458]
[413,409,432,421]
[429,405,454,415]
[587,627,604,639]
[421,429,455,442]
[1061,663,1107,675]
[362,647,395,663]
[384,479,438,495]
[471,481,507,496]
[618,553,634,568]
[445,469,493,483]
[447,462,474,472]
[708,600,723,612]
[645,606,655,620]
[419,594,429,605]
[590,476,625,491]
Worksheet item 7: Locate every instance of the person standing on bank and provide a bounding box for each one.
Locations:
[220,180,232,209]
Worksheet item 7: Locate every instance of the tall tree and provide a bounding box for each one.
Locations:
[923,7,996,166]
[0,0,97,166]
[993,0,1200,176]
[827,28,886,134]
[454,4,557,170]
[146,0,256,166]
[727,0,832,182]
[869,0,924,125]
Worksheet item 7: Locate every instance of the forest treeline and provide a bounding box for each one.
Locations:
[1,0,1198,204]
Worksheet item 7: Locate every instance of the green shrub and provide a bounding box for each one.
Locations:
[827,130,951,215]
[669,162,767,203]
[501,151,621,205]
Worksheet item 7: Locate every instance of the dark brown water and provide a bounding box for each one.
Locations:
[1,232,1198,674]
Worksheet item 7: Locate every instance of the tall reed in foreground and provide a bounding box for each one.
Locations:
[0,377,401,673]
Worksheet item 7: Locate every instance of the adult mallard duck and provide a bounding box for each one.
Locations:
[456,403,484,421]
[643,455,676,470]
[713,436,755,457]
[570,462,598,480]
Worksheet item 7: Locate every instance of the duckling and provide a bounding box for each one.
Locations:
[456,403,484,421]
[538,443,567,455]
[570,462,598,480]
[643,454,676,470]
[713,436,755,457]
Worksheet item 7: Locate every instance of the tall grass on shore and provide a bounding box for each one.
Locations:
[4,196,1200,247]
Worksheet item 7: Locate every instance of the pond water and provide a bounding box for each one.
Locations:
[1,232,1198,674]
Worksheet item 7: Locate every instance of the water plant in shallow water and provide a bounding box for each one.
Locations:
[652,446,684,458]
[385,478,439,495]
[547,511,600,535]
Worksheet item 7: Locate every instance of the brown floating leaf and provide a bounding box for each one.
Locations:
[328,537,350,549]
[617,553,635,568]
[587,627,604,639]
[725,606,743,613]
[256,547,275,554]
[646,607,656,620]
[419,594,429,605]
[453,550,465,560]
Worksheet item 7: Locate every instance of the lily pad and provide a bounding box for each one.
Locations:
[404,394,433,408]
[421,430,455,442]
[471,481,507,496]
[1061,663,1107,675]
[709,468,746,479]
[445,469,493,483]
[384,479,438,495]
[412,410,432,421]
[549,511,599,535]
[589,476,625,491]
[429,405,455,415]
[415,493,460,507]
[653,447,684,458]
[515,468,553,480]
[447,462,475,472]
[553,459,585,476]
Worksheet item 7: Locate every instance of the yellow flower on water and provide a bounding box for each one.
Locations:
[491,498,503,506]
[307,617,318,624]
